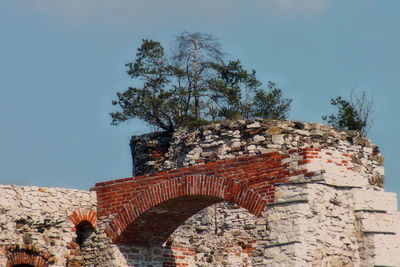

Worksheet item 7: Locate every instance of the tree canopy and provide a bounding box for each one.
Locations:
[111,32,292,132]
[322,90,374,135]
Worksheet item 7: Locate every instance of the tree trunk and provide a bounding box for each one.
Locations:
[193,40,200,120]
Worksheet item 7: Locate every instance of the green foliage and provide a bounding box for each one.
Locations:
[110,39,187,132]
[209,60,246,120]
[208,60,290,121]
[111,33,293,132]
[251,82,292,120]
[322,91,374,135]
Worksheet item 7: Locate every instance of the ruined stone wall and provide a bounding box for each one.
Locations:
[1,119,399,267]
[0,185,98,266]
[0,183,257,266]
[0,185,141,266]
[126,119,399,266]
[169,202,257,266]
[130,120,383,187]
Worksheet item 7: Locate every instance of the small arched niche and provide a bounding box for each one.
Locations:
[69,208,97,246]
[6,248,50,267]
[75,220,95,246]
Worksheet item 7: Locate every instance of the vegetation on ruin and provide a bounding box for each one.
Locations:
[110,32,374,135]
[322,90,374,135]
[110,32,292,132]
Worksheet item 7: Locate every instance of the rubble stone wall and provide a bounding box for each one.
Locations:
[130,120,383,187]
[0,185,99,266]
[1,119,399,266]
[125,119,399,266]
[0,184,257,266]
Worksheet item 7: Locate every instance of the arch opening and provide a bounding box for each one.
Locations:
[76,221,95,246]
[107,175,268,245]
[13,265,34,267]
[117,195,223,246]
[104,174,268,266]
[117,198,259,266]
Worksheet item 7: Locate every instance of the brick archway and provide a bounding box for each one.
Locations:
[6,246,50,267]
[106,175,267,245]
[69,209,97,231]
[93,151,307,245]
[91,148,347,265]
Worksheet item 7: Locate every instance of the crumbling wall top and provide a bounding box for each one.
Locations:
[130,119,384,187]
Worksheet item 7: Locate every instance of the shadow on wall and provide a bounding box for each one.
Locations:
[114,199,257,266]
[115,195,223,246]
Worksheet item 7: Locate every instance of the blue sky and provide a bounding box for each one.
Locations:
[1,1,399,199]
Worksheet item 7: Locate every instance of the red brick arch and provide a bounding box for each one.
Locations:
[94,149,329,246]
[69,208,97,230]
[6,245,51,267]
[105,174,267,244]
[92,151,317,245]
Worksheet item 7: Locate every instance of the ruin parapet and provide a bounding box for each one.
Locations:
[131,119,384,188]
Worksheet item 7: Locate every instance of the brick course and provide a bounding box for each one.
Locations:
[92,148,339,246]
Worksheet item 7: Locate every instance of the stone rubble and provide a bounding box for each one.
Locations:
[130,120,383,189]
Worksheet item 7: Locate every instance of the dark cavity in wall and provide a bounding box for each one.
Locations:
[76,221,95,246]
[130,131,172,176]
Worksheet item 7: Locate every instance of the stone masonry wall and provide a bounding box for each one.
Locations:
[158,150,399,266]
[130,119,383,188]
[126,119,392,266]
[0,185,139,266]
[253,178,400,266]
[169,202,257,266]
[1,119,399,266]
[0,185,98,266]
[0,184,259,267]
